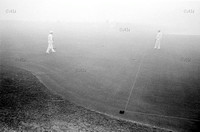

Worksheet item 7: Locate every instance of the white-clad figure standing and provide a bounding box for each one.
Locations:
[46,31,56,54]
[154,30,163,50]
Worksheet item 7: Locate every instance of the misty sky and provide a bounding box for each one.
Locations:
[0,0,200,33]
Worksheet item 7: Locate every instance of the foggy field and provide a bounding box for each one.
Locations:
[0,20,200,131]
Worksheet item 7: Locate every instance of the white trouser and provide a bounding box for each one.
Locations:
[46,42,55,53]
[154,39,161,49]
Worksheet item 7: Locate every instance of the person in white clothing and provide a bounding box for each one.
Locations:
[154,30,162,49]
[46,31,56,54]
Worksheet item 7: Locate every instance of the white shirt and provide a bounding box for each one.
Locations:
[48,34,53,43]
[156,32,162,40]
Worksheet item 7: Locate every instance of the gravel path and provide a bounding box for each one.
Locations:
[0,65,172,132]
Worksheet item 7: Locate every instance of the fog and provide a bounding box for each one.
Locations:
[0,0,200,34]
[1,1,200,131]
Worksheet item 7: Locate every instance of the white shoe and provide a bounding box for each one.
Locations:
[46,51,49,54]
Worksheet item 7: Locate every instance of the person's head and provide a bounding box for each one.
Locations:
[49,31,53,34]
[158,30,161,32]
